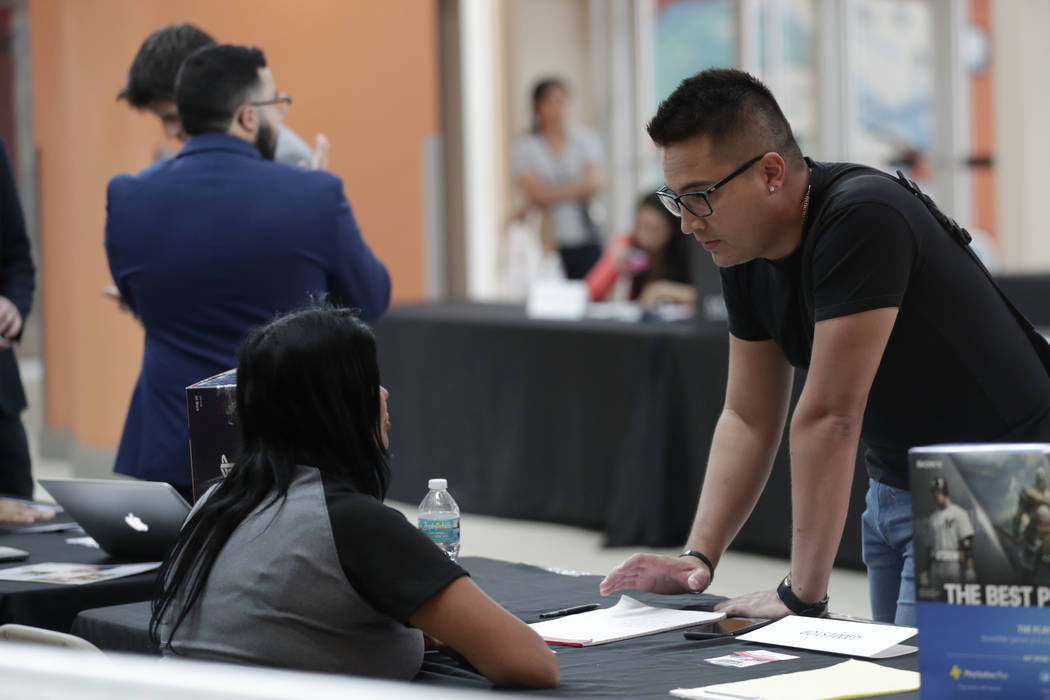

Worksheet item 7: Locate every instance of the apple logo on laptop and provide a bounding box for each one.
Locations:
[125,513,149,532]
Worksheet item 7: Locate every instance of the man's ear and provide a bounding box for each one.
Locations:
[234,104,258,134]
[760,151,787,192]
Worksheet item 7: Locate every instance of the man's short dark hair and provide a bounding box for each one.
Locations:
[647,69,804,169]
[118,23,216,107]
[174,45,267,137]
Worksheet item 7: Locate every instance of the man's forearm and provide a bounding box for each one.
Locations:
[787,411,860,603]
[685,408,782,566]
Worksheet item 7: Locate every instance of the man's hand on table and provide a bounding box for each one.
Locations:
[599,553,712,596]
[714,588,791,620]
[0,500,55,524]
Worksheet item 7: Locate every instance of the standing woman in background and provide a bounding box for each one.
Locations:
[512,78,606,279]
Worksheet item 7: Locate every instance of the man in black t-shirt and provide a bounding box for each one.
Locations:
[599,69,1050,626]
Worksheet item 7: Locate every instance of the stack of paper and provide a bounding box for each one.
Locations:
[670,658,920,699]
[529,595,724,646]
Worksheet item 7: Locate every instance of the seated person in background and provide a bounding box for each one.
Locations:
[150,308,558,689]
[586,192,696,309]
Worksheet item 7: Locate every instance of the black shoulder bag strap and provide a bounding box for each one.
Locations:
[894,170,1050,374]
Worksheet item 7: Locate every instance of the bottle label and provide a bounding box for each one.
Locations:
[419,516,460,545]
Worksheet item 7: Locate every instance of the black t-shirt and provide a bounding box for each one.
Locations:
[722,159,1050,488]
[322,472,468,624]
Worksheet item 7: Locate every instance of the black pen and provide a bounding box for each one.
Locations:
[538,603,600,619]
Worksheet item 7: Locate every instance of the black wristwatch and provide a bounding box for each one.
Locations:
[776,575,829,617]
[678,550,715,583]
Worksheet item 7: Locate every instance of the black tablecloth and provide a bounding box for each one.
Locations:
[73,556,917,698]
[0,531,158,632]
[375,302,870,568]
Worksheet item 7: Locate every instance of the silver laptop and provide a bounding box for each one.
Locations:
[38,478,191,561]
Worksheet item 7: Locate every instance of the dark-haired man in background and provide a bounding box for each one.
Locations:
[118,23,324,168]
[600,69,1050,626]
[105,45,390,501]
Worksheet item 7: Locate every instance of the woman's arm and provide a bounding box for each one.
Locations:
[409,577,559,688]
[585,236,632,301]
[637,280,697,309]
[517,162,604,208]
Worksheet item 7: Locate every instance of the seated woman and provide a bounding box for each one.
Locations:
[586,192,696,309]
[149,308,558,688]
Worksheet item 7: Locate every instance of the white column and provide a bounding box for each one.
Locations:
[815,0,849,160]
[460,0,500,298]
[930,0,970,223]
[993,0,1050,270]
[634,0,658,193]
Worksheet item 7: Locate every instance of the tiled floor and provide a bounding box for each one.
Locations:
[22,356,873,619]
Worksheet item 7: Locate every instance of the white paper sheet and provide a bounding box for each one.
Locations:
[737,616,917,658]
[670,658,920,699]
[529,595,724,646]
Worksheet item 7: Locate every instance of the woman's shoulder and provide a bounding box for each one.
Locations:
[567,124,599,144]
[319,475,411,529]
[513,131,543,149]
[512,132,546,158]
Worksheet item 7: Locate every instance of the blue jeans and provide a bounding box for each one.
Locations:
[860,479,916,626]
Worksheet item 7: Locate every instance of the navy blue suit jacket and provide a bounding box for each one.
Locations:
[0,140,34,418]
[106,134,390,487]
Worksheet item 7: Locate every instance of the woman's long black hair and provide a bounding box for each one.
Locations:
[149,307,390,648]
[631,192,693,299]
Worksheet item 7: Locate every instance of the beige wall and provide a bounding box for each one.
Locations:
[993,0,1050,270]
[30,0,437,453]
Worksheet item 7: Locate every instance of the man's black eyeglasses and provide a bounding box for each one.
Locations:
[656,154,764,218]
[248,94,292,119]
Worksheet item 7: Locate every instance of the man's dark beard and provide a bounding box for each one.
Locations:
[256,120,278,161]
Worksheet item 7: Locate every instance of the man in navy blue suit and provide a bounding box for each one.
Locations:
[105,45,391,500]
[0,140,35,499]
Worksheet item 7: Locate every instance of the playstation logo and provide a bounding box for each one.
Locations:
[949,665,962,681]
[124,513,149,532]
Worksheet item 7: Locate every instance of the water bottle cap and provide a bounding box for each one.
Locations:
[428,478,447,490]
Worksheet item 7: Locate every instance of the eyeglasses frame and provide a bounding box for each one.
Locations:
[247,93,292,120]
[656,154,766,218]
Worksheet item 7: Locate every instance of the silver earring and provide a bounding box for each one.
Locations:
[769,186,775,193]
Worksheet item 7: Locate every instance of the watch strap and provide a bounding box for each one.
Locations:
[776,575,829,617]
[678,550,715,583]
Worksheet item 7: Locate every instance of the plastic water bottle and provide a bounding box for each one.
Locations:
[418,478,460,561]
